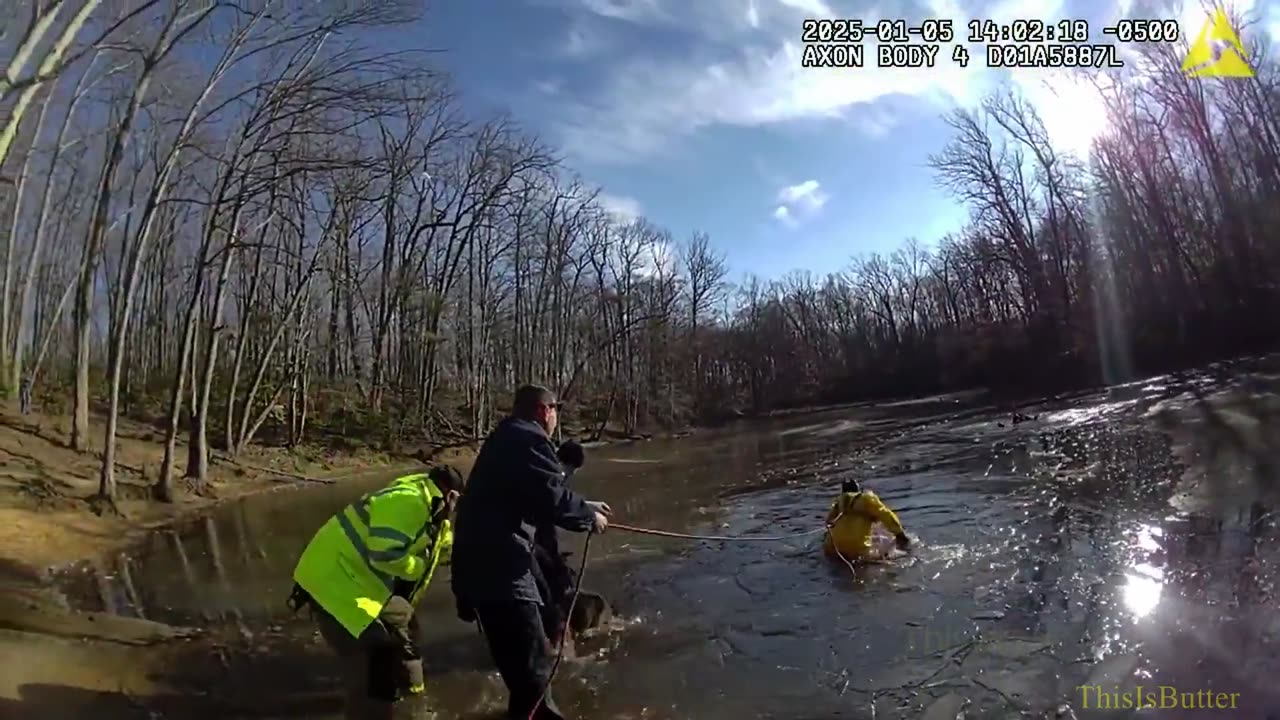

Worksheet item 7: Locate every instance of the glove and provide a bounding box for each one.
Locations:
[456,598,476,623]
[894,533,911,551]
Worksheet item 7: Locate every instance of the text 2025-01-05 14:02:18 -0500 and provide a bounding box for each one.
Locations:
[798,18,1181,69]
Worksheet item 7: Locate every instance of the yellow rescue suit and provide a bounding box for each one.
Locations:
[824,490,906,561]
[292,473,453,639]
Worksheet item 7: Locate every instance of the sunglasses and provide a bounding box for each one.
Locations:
[545,401,564,410]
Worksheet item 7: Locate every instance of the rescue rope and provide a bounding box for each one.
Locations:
[528,530,593,720]
[610,522,829,542]
[528,510,896,718]
[528,515,842,717]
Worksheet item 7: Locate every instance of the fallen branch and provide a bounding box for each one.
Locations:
[209,451,336,484]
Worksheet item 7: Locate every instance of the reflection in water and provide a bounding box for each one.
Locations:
[205,515,244,627]
[170,530,213,623]
[90,558,117,616]
[1121,563,1164,619]
[1122,524,1166,620]
[60,373,1280,719]
[118,554,145,621]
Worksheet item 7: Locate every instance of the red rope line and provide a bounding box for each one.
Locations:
[610,522,828,542]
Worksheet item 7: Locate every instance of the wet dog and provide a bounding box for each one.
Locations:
[549,590,612,661]
[568,590,611,636]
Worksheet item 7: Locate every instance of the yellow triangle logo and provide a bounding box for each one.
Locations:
[1182,7,1254,78]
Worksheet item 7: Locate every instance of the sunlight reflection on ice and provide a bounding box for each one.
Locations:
[1122,522,1167,619]
[1042,399,1143,426]
[1122,569,1163,619]
[1134,524,1164,552]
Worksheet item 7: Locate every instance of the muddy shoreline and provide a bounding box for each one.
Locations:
[0,408,694,643]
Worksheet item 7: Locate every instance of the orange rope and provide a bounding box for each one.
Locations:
[610,522,828,542]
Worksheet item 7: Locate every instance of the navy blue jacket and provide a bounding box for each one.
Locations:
[451,417,595,606]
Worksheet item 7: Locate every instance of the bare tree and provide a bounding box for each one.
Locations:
[4,0,1280,510]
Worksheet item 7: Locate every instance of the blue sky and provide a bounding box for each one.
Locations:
[389,0,1280,279]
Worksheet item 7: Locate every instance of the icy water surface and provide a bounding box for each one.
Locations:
[60,365,1280,719]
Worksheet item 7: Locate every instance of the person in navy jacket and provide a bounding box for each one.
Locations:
[451,385,610,720]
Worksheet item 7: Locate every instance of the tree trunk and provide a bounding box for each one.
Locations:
[155,297,198,502]
[11,56,98,392]
[188,241,237,483]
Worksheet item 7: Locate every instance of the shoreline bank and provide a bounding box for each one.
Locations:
[0,406,703,587]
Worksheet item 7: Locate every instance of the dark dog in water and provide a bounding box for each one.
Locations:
[532,543,613,656]
[569,589,610,635]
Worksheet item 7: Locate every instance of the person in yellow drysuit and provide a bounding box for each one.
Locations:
[287,465,464,720]
[824,478,911,563]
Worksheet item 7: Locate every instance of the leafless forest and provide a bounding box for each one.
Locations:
[3,1,1279,506]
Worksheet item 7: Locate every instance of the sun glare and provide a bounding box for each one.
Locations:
[1122,562,1165,619]
[1022,75,1113,158]
[1122,524,1167,620]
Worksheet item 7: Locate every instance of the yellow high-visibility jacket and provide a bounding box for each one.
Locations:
[824,490,905,559]
[293,473,453,638]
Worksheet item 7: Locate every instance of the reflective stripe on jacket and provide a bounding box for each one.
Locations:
[292,473,452,638]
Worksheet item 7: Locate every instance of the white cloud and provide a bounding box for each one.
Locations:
[552,0,988,165]
[550,0,1280,169]
[535,78,563,96]
[563,17,612,57]
[578,0,668,23]
[778,180,827,209]
[597,192,643,222]
[558,39,980,165]
[773,179,829,226]
[637,239,677,277]
[777,0,835,15]
[548,0,841,46]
